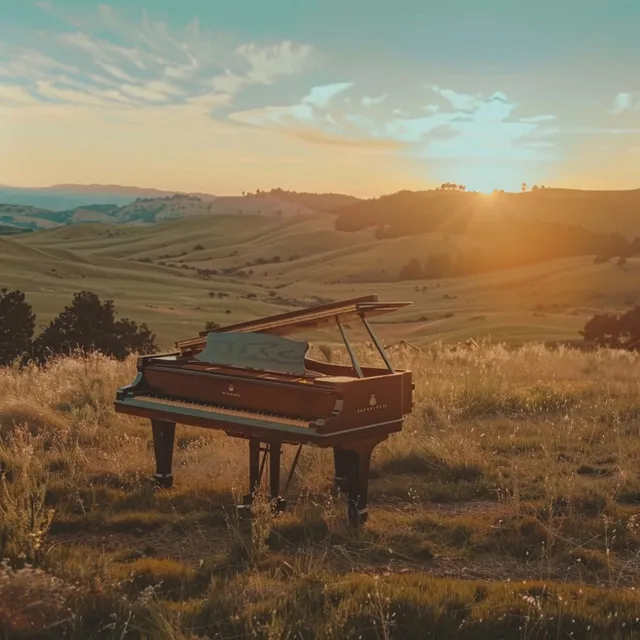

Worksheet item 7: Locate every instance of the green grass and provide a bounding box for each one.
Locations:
[2,213,640,349]
[3,345,640,637]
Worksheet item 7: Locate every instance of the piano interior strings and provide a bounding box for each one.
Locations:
[114,294,414,527]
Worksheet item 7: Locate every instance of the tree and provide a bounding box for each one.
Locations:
[580,307,640,350]
[0,288,35,366]
[31,291,158,363]
[398,258,425,280]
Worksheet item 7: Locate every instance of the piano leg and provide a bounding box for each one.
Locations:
[333,450,350,494]
[151,420,176,488]
[249,439,261,496]
[239,438,262,513]
[338,442,377,528]
[269,442,287,513]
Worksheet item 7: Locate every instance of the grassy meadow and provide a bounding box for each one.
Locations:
[2,343,640,637]
[2,204,640,637]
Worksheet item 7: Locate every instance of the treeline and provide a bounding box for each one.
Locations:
[398,221,640,280]
[0,289,158,367]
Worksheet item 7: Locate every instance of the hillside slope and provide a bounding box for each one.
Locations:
[0,184,217,210]
[0,192,336,229]
[333,188,640,238]
[4,213,640,349]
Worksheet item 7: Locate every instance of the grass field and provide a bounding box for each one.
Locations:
[2,213,639,349]
[2,344,640,637]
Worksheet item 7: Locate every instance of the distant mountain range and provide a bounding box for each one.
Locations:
[0,184,217,210]
[0,185,361,231]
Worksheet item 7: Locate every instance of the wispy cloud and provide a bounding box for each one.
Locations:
[229,82,353,134]
[609,91,640,114]
[230,84,558,160]
[236,41,312,85]
[0,3,312,119]
[362,93,388,107]
[3,2,633,175]
[0,84,39,105]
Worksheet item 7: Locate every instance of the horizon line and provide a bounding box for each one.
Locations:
[2,182,640,199]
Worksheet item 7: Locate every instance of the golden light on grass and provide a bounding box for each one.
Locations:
[2,344,640,636]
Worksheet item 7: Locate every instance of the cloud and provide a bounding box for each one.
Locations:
[34,80,121,107]
[236,41,312,84]
[430,85,482,111]
[96,61,138,83]
[0,3,313,120]
[609,92,640,114]
[302,82,352,108]
[229,82,353,134]
[5,3,618,167]
[0,84,39,105]
[519,115,556,123]
[362,93,388,107]
[280,128,403,151]
[227,83,558,160]
[119,81,180,102]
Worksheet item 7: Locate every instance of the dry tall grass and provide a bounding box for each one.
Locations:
[2,343,640,638]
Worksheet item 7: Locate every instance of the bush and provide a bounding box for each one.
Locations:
[580,306,640,350]
[0,289,35,367]
[30,291,158,363]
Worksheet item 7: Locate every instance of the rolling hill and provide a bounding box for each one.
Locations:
[0,186,361,231]
[3,185,639,240]
[332,187,640,238]
[0,183,217,211]
[3,209,640,350]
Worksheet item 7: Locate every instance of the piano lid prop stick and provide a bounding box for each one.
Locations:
[359,315,395,373]
[335,316,364,378]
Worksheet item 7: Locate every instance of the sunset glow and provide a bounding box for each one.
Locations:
[1,1,639,195]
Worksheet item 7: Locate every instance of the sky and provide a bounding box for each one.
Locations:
[1,0,639,196]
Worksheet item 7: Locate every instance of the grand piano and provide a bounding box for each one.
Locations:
[114,294,414,526]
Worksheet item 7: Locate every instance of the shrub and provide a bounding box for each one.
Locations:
[0,289,35,367]
[31,291,158,363]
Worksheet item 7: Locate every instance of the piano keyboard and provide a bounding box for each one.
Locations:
[130,394,313,428]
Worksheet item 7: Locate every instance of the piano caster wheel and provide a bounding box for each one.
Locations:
[153,473,173,489]
[347,502,368,528]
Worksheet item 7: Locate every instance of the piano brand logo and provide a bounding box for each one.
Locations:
[222,383,241,398]
[357,393,387,414]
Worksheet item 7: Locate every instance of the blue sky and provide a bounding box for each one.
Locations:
[1,0,639,195]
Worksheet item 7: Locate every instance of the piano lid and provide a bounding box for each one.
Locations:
[176,294,412,351]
